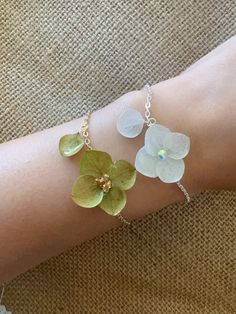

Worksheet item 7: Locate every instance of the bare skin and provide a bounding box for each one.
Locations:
[0,36,235,283]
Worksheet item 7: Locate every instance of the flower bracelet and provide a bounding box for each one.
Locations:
[59,84,191,225]
[0,85,191,314]
[59,112,136,224]
[117,84,191,202]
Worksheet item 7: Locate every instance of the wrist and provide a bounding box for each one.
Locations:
[149,78,206,196]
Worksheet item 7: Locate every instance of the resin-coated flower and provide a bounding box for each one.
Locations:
[135,124,190,183]
[72,150,136,216]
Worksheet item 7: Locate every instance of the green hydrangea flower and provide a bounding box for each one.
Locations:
[72,150,136,216]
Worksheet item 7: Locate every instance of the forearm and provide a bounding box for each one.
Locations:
[0,72,233,282]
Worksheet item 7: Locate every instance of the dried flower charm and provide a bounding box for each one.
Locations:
[135,124,190,183]
[72,150,136,216]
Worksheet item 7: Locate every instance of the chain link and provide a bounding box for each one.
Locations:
[144,84,157,126]
[117,213,131,225]
[79,111,93,150]
[177,181,191,203]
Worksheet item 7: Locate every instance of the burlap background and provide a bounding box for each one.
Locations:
[1,1,236,313]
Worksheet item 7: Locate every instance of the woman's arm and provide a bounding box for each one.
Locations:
[0,35,235,283]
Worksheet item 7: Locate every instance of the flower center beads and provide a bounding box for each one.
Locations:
[158,149,167,160]
[95,174,112,193]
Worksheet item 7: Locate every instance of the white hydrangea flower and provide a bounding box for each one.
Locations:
[0,305,11,314]
[135,124,190,183]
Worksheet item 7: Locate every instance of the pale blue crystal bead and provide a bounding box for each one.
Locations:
[158,149,167,160]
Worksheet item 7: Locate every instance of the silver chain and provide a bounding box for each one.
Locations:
[143,84,191,203]
[177,181,191,203]
[144,84,157,126]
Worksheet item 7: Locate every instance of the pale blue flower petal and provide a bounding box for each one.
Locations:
[0,305,11,314]
[117,108,145,138]
[135,147,159,178]
[145,124,170,156]
[164,132,190,159]
[157,157,185,183]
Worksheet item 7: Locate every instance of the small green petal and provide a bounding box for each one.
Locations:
[99,186,127,216]
[109,160,136,190]
[59,133,84,157]
[72,175,104,208]
[80,150,113,178]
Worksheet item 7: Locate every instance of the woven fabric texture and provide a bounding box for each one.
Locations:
[1,0,236,313]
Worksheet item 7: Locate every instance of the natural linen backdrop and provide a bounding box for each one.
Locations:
[1,1,236,313]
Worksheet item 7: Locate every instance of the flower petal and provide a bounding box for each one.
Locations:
[80,150,113,177]
[117,108,145,138]
[109,160,136,190]
[0,305,11,314]
[135,147,159,178]
[157,158,185,183]
[99,187,127,216]
[145,124,170,156]
[59,133,84,157]
[164,132,190,159]
[72,175,104,208]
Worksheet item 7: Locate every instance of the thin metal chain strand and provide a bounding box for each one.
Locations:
[80,111,93,150]
[177,181,191,203]
[144,84,156,126]
[143,84,191,203]
[117,213,131,225]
